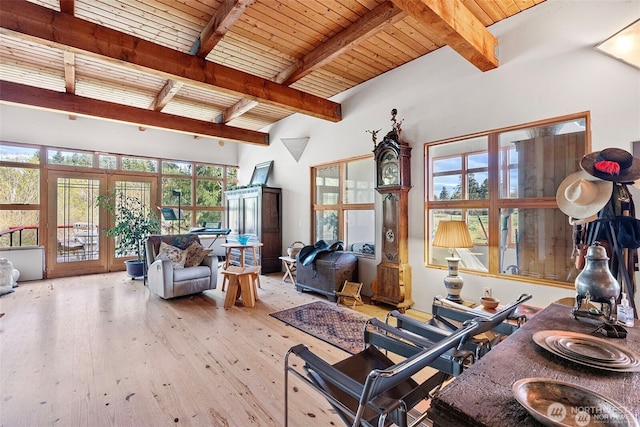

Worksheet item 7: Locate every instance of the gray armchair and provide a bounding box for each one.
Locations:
[145,234,217,299]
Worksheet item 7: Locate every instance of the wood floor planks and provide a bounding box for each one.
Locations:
[1,271,426,426]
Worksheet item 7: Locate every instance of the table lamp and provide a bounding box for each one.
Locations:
[432,220,474,302]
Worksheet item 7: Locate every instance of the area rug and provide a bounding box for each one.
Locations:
[270,300,370,354]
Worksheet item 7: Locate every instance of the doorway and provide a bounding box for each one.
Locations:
[105,176,157,273]
[46,171,157,278]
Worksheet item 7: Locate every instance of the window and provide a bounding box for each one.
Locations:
[47,149,93,167]
[312,156,375,256]
[426,113,589,286]
[0,141,237,248]
[122,156,158,172]
[0,143,41,247]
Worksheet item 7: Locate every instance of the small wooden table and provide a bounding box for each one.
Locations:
[279,256,296,283]
[221,242,263,268]
[221,242,263,291]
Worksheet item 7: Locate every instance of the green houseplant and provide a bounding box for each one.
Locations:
[97,190,160,278]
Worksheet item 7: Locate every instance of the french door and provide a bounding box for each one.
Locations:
[46,171,157,278]
[104,175,157,273]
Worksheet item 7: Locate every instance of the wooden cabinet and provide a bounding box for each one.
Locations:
[225,186,282,274]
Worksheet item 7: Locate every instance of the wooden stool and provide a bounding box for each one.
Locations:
[221,266,261,308]
[335,280,364,309]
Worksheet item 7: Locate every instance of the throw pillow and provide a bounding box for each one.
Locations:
[156,241,187,269]
[183,241,213,267]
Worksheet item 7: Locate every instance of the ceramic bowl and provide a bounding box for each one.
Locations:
[481,297,500,310]
[237,234,251,245]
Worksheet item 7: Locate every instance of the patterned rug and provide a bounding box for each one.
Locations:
[270,300,370,354]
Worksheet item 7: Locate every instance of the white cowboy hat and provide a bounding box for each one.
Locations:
[556,170,612,220]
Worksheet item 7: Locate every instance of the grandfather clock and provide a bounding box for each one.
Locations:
[370,109,414,311]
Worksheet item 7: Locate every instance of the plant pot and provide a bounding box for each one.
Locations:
[124,259,145,279]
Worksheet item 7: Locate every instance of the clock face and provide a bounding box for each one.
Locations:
[379,151,399,186]
[382,162,399,185]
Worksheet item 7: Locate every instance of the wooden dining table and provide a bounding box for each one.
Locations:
[427,302,640,426]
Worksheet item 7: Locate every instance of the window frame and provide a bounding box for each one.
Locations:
[425,112,591,288]
[0,141,237,247]
[311,154,375,257]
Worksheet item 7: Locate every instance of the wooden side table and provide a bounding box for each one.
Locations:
[221,242,263,291]
[279,256,296,283]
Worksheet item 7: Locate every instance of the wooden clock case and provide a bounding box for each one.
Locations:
[370,111,414,311]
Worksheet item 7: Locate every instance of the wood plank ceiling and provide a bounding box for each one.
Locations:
[0,0,545,146]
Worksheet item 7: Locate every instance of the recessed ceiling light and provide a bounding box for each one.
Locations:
[595,19,640,70]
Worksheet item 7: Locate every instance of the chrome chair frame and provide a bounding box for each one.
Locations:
[285,317,482,427]
[387,293,532,360]
[283,294,533,427]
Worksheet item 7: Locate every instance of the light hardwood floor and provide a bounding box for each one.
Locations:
[0,271,430,427]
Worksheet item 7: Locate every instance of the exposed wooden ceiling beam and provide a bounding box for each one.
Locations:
[280,2,406,86]
[63,49,76,119]
[190,0,255,58]
[220,1,404,125]
[216,99,259,124]
[150,79,183,111]
[0,1,342,123]
[59,0,74,15]
[191,0,256,124]
[391,0,498,71]
[0,80,269,146]
[63,50,75,94]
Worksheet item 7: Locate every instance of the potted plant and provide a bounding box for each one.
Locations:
[97,190,160,278]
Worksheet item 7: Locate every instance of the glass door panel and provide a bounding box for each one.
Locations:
[47,171,106,278]
[105,176,157,272]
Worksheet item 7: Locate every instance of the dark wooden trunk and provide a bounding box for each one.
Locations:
[295,251,358,302]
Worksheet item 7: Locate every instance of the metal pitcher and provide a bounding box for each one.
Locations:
[574,241,620,319]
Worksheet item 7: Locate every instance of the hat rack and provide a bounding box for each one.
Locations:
[583,182,637,318]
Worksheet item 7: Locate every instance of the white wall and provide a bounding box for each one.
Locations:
[1,0,639,312]
[238,0,640,311]
[0,105,239,165]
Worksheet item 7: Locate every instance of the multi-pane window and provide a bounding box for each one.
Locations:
[312,156,375,256]
[426,113,589,286]
[0,141,237,247]
[0,143,41,246]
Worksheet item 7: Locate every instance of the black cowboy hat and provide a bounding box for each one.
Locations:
[581,148,640,183]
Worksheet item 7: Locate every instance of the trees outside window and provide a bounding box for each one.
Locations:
[426,113,589,287]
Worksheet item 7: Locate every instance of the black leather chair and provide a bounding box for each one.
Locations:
[285,317,484,427]
[388,293,532,360]
[284,294,532,427]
